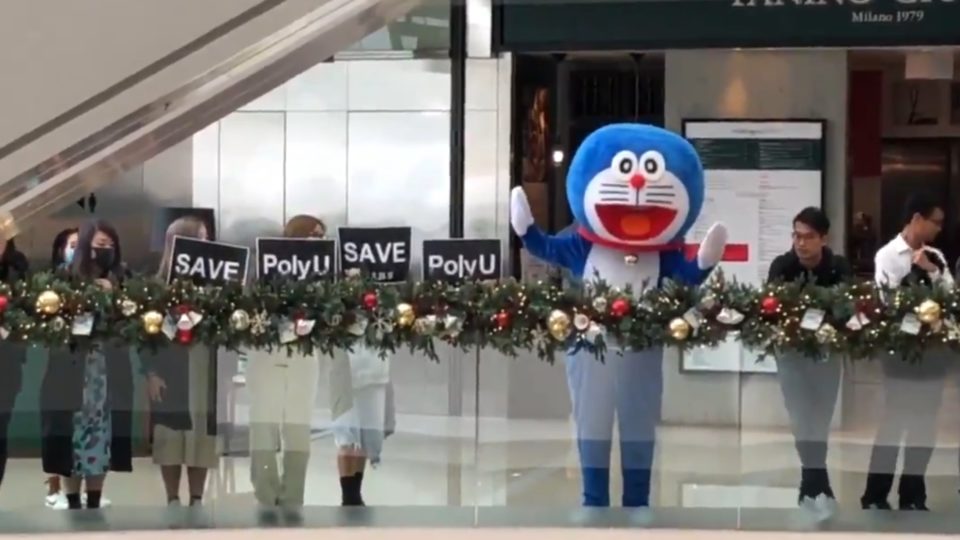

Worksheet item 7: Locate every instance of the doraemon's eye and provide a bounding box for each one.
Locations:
[638,151,665,181]
[611,151,636,178]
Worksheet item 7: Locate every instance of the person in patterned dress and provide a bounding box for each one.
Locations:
[40,220,134,510]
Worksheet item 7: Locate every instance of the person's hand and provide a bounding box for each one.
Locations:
[913,250,938,273]
[94,278,113,291]
[146,373,166,402]
[697,222,728,270]
[510,186,535,237]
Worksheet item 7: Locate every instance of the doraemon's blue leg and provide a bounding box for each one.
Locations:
[565,349,616,507]
[615,347,664,507]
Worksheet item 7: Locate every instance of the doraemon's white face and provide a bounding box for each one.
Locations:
[583,148,690,246]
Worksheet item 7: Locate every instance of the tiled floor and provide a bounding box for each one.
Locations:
[3,416,960,513]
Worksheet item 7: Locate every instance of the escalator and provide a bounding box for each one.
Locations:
[0,0,424,242]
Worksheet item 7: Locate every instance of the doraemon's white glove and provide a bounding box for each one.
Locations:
[510,186,535,237]
[697,222,728,270]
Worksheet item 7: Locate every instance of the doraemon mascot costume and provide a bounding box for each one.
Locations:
[511,124,727,507]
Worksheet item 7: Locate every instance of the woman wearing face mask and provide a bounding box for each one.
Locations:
[144,216,219,506]
[51,228,79,269]
[246,215,324,509]
[44,227,80,509]
[39,220,134,510]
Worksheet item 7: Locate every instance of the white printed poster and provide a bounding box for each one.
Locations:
[682,120,825,374]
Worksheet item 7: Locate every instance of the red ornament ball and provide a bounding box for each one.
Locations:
[761,296,781,315]
[0,295,8,313]
[177,328,193,345]
[495,310,511,329]
[362,292,379,310]
[610,298,631,318]
[176,304,191,315]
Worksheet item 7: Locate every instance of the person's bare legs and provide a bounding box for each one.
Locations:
[160,465,183,504]
[47,475,61,496]
[186,467,208,505]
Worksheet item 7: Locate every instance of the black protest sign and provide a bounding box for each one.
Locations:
[168,236,250,285]
[423,239,502,282]
[338,227,411,283]
[256,237,337,282]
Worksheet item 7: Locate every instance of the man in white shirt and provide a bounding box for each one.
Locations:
[862,193,952,511]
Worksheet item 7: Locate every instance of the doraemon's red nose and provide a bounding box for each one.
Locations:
[629,174,646,190]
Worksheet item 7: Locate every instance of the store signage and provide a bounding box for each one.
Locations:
[168,236,249,285]
[338,227,412,283]
[423,239,502,282]
[499,0,960,50]
[256,238,337,282]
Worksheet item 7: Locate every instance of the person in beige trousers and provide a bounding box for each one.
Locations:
[247,216,324,508]
[147,216,220,506]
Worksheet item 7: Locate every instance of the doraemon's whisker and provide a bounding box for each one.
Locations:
[599,190,628,195]
[645,186,674,190]
[644,193,676,198]
[600,183,628,189]
[600,198,630,203]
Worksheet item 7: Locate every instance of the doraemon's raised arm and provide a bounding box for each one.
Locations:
[510,186,591,275]
[514,124,726,292]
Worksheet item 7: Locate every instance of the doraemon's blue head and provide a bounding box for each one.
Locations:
[567,124,704,247]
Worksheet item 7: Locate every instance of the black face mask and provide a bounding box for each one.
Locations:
[91,247,115,274]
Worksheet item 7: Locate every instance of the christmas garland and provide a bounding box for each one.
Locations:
[2,271,957,363]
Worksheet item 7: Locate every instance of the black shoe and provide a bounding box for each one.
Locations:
[898,474,928,511]
[861,498,892,510]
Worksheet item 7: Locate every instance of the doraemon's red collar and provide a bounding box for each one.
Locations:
[578,226,682,253]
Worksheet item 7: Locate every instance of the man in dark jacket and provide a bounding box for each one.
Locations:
[767,207,852,517]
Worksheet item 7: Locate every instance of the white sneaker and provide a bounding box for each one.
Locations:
[800,494,836,522]
[46,493,66,510]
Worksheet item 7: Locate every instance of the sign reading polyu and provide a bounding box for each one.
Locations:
[256,237,337,282]
[423,239,502,282]
[499,0,960,50]
[168,236,250,286]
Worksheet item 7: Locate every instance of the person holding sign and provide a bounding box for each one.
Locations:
[145,216,220,507]
[40,220,134,510]
[246,215,325,509]
[862,194,953,511]
[334,226,403,506]
[766,208,851,516]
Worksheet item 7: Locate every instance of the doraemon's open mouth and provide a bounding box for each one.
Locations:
[594,204,677,241]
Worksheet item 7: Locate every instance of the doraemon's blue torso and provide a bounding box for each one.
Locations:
[519,124,710,292]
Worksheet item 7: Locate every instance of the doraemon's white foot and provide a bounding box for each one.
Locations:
[697,222,728,269]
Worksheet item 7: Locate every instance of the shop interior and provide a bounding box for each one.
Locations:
[511,49,960,280]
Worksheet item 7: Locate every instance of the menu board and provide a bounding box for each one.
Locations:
[682,120,825,374]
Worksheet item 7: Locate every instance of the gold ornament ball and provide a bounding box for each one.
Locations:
[816,323,838,344]
[395,303,416,327]
[669,317,691,341]
[141,310,164,335]
[917,299,942,324]
[36,290,62,315]
[230,309,251,331]
[547,309,572,341]
[120,298,139,317]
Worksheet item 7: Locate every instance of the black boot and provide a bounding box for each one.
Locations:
[340,475,364,506]
[898,474,929,511]
[861,472,894,510]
